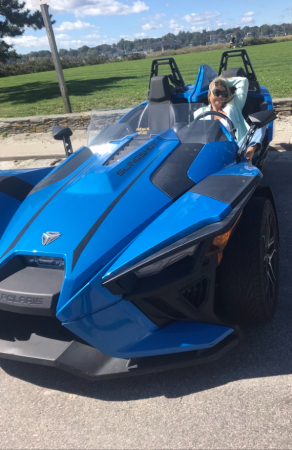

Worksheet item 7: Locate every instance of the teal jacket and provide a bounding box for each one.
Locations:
[194,77,249,141]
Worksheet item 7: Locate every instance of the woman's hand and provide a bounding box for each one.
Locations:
[245,144,258,163]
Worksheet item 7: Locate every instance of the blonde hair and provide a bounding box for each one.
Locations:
[208,76,234,107]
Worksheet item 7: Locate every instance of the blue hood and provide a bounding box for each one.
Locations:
[0,136,179,301]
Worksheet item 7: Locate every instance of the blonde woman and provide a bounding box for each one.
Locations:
[194,76,265,162]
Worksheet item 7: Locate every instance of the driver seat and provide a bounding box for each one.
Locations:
[221,67,267,119]
[138,75,179,130]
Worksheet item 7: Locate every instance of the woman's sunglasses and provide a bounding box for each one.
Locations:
[213,89,228,98]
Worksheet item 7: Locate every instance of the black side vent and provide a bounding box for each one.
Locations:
[182,278,209,310]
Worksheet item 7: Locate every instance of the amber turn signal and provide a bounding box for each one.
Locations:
[206,213,242,257]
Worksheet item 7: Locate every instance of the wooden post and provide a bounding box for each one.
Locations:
[40,4,72,113]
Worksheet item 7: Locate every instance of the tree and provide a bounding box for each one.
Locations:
[59,48,68,57]
[0,0,53,63]
[77,45,89,54]
[67,48,78,58]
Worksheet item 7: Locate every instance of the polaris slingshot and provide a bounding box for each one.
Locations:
[0,50,279,379]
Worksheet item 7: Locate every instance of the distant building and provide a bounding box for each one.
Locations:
[142,40,180,54]
[161,39,180,51]
[207,35,226,45]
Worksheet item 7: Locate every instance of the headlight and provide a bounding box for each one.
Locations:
[24,256,65,269]
[134,244,198,278]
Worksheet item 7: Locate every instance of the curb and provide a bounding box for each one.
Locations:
[0,108,132,136]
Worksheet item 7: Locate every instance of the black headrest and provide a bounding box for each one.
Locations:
[149,75,173,103]
[222,67,247,78]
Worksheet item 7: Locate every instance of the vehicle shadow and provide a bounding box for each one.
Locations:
[0,76,138,106]
[1,155,292,400]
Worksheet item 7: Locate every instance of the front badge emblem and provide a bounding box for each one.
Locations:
[42,232,61,246]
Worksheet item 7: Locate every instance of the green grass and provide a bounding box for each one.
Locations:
[0,40,291,118]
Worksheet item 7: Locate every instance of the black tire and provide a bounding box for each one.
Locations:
[218,197,279,323]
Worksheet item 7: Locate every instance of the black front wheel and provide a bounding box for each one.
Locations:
[218,197,279,323]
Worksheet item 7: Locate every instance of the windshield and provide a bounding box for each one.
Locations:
[87,102,234,155]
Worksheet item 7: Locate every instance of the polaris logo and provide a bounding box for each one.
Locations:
[117,141,158,176]
[0,292,43,305]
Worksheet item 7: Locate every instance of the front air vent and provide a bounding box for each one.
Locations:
[104,143,131,166]
[103,139,148,166]
[182,278,209,310]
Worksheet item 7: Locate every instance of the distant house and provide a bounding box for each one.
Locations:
[161,39,180,51]
[207,35,226,45]
[152,42,163,52]
[112,50,125,57]
[142,40,180,54]
[114,49,124,55]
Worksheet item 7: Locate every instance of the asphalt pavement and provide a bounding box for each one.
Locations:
[0,151,292,449]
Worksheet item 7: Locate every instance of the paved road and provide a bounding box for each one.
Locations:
[1,152,292,450]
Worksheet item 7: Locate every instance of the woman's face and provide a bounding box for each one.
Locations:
[209,84,228,111]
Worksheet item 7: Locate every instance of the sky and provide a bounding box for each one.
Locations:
[4,0,292,54]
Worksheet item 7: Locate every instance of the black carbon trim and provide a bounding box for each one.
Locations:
[72,149,165,271]
[151,143,203,199]
[191,174,260,208]
[0,159,95,260]
[0,176,33,202]
[29,147,93,195]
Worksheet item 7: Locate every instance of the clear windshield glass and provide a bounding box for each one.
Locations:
[87,102,232,154]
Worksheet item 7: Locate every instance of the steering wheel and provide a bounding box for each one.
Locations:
[193,111,236,139]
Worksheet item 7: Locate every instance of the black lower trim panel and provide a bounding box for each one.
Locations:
[0,311,241,380]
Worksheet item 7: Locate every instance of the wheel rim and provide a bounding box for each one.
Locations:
[263,210,278,307]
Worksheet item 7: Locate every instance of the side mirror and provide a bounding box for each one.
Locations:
[247,109,277,128]
[52,126,73,157]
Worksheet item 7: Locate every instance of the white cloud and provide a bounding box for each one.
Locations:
[120,34,134,41]
[4,35,49,49]
[216,21,227,27]
[169,19,185,34]
[4,32,103,50]
[49,0,149,17]
[134,32,147,38]
[241,11,255,23]
[241,17,254,23]
[55,20,95,31]
[84,33,101,39]
[142,21,163,30]
[55,34,71,39]
[145,13,165,20]
[184,11,220,25]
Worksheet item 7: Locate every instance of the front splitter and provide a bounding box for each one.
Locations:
[0,311,240,380]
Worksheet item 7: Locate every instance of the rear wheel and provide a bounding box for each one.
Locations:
[218,197,279,323]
